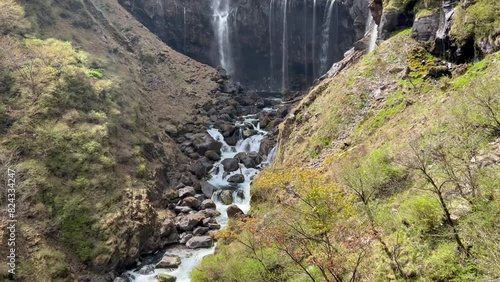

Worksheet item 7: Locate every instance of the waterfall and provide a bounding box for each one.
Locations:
[269,0,275,90]
[281,0,289,92]
[365,13,378,53]
[312,0,317,79]
[211,0,233,74]
[320,0,336,74]
[303,0,308,84]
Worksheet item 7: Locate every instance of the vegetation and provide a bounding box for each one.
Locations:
[451,0,500,45]
[194,28,500,281]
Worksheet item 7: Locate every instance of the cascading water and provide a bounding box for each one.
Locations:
[212,0,233,74]
[320,0,336,74]
[125,109,279,282]
[365,12,378,53]
[281,0,289,92]
[269,0,275,90]
[183,7,187,53]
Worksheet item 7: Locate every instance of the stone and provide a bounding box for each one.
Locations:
[186,236,213,249]
[137,264,155,275]
[427,65,451,78]
[179,232,193,244]
[190,133,222,155]
[175,213,206,231]
[200,199,216,210]
[157,255,181,268]
[193,226,210,236]
[219,190,233,205]
[174,206,192,213]
[227,174,245,183]
[190,161,206,179]
[241,152,262,168]
[243,129,258,138]
[182,196,200,209]
[156,274,177,282]
[200,181,215,198]
[208,223,221,230]
[227,204,244,218]
[412,13,440,42]
[178,186,196,198]
[194,194,206,202]
[221,158,240,172]
[205,150,221,161]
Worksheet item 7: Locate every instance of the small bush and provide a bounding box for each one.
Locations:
[400,194,443,234]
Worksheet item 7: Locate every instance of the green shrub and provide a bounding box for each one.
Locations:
[400,194,443,234]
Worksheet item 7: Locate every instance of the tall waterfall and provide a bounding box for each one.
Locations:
[366,12,378,53]
[281,0,289,92]
[320,0,336,74]
[269,0,275,89]
[211,0,233,74]
[183,7,187,53]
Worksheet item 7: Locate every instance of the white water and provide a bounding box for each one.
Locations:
[281,0,289,92]
[127,113,275,282]
[365,13,378,53]
[212,0,233,74]
[269,0,275,89]
[320,0,336,74]
[183,7,187,52]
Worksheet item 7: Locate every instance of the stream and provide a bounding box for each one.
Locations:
[125,108,278,282]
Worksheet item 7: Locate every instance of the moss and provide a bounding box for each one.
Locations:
[450,0,500,45]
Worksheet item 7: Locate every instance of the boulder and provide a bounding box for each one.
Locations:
[190,161,206,179]
[179,232,193,244]
[174,206,192,214]
[412,13,440,42]
[200,199,216,210]
[243,129,258,138]
[157,255,181,268]
[241,152,262,168]
[182,196,200,209]
[137,264,155,275]
[208,223,221,230]
[178,186,196,198]
[200,181,215,198]
[160,219,180,244]
[227,174,245,183]
[190,133,222,155]
[221,158,240,172]
[186,236,213,249]
[156,274,177,282]
[205,150,221,161]
[175,212,206,231]
[193,226,210,236]
[227,205,244,218]
[219,190,233,205]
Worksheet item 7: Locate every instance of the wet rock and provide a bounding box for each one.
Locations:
[205,150,221,161]
[241,152,262,168]
[227,174,245,183]
[227,205,244,218]
[259,138,274,157]
[412,13,440,42]
[202,217,217,226]
[156,274,176,282]
[200,181,215,198]
[200,199,216,210]
[224,132,238,146]
[219,190,233,205]
[186,236,213,249]
[194,194,206,202]
[221,158,240,172]
[181,196,200,209]
[190,133,222,155]
[236,190,245,200]
[243,129,258,138]
[157,255,181,268]
[193,226,210,236]
[179,174,193,186]
[137,264,155,275]
[178,186,196,198]
[226,205,245,218]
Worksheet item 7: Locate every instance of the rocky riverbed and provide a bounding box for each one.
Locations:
[116,70,294,282]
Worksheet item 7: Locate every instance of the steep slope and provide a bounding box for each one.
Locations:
[193,20,499,282]
[0,0,219,280]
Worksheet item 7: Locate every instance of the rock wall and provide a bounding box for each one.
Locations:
[119,0,369,91]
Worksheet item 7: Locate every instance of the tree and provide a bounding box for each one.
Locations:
[0,0,30,35]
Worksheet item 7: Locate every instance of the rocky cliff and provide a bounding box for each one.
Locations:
[118,0,369,91]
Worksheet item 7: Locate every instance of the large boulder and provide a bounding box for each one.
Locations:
[412,13,440,42]
[181,196,201,209]
[205,150,221,161]
[227,205,244,218]
[160,219,180,244]
[157,255,181,268]
[200,199,216,210]
[175,212,206,231]
[186,236,213,249]
[178,186,196,198]
[190,133,222,155]
[221,158,240,172]
[241,152,262,168]
[200,181,215,198]
[156,274,177,282]
[190,161,207,179]
[227,174,245,183]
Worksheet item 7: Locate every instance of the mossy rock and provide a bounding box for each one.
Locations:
[157,274,177,282]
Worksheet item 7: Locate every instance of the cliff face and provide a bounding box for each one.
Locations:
[119,0,369,91]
